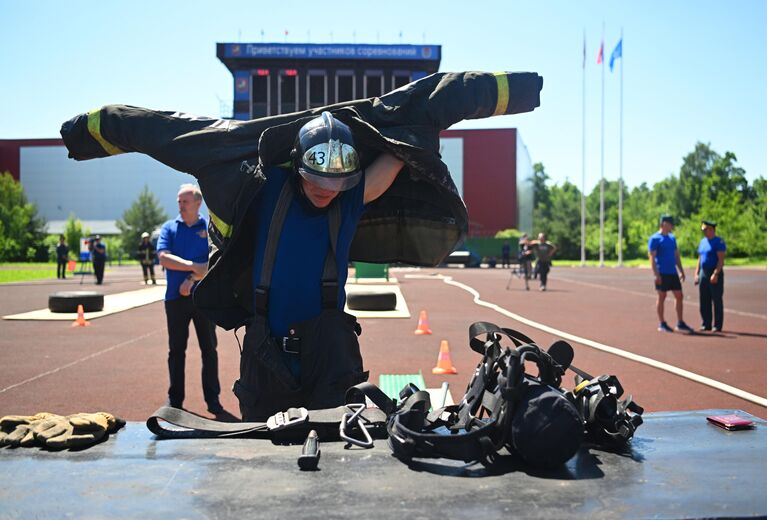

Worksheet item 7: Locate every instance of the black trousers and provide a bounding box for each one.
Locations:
[699,269,724,330]
[537,260,551,286]
[165,297,220,408]
[57,260,67,279]
[93,259,105,284]
[141,263,156,282]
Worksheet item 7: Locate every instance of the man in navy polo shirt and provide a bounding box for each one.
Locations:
[157,184,222,415]
[694,220,727,332]
[648,215,693,334]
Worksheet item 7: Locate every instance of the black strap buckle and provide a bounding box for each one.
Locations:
[275,336,301,354]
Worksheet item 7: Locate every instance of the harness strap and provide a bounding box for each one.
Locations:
[146,404,387,441]
[255,178,342,315]
[146,382,390,441]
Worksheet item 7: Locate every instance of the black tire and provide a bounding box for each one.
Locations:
[48,291,104,313]
[346,291,397,311]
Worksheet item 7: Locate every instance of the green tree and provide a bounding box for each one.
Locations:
[532,162,551,231]
[116,185,168,258]
[543,180,582,259]
[63,213,87,259]
[0,171,47,261]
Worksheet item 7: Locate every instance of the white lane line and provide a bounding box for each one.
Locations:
[0,329,164,394]
[556,275,767,321]
[406,273,767,408]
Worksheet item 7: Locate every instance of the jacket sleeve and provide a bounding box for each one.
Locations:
[372,71,543,131]
[59,104,363,176]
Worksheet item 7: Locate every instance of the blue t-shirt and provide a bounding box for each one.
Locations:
[250,167,366,337]
[157,215,209,301]
[698,236,726,271]
[648,232,678,275]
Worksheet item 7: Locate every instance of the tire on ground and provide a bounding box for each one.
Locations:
[48,291,104,313]
[346,291,397,311]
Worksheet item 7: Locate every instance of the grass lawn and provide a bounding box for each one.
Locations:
[0,260,139,284]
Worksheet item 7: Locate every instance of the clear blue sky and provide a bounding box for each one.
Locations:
[1,0,765,192]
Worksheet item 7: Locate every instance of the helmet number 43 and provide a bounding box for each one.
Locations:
[307,151,325,165]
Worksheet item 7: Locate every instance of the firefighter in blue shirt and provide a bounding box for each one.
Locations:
[694,220,726,332]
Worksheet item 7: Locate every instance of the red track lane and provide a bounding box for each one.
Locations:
[1,265,765,420]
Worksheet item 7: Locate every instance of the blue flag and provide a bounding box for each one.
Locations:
[609,39,623,72]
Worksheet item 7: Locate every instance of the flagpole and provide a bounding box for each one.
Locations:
[618,28,624,266]
[599,22,605,267]
[581,30,587,267]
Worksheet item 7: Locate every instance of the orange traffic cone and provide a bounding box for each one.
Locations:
[414,310,432,335]
[432,340,457,375]
[71,304,91,327]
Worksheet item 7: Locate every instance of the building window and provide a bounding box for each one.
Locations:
[364,70,384,98]
[392,71,411,91]
[307,71,326,109]
[250,70,270,118]
[279,69,299,114]
[336,71,355,103]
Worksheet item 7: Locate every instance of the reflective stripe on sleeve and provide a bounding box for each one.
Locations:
[492,73,510,116]
[209,210,232,239]
[86,109,125,156]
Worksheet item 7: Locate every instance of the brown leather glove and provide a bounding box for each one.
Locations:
[33,412,126,449]
[0,413,59,447]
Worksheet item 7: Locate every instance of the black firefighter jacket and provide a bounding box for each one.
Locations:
[60,71,543,329]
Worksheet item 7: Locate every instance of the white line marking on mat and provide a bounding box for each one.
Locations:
[0,329,164,394]
[406,273,767,408]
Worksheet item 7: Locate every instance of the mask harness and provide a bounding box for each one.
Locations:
[147,321,643,468]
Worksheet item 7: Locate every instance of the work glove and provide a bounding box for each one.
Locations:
[0,413,59,447]
[33,412,126,449]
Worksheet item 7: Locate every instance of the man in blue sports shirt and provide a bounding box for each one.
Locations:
[694,220,726,332]
[648,215,694,333]
[157,184,222,415]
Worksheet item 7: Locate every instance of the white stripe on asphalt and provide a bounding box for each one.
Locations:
[405,273,767,409]
[0,329,164,394]
[555,275,767,320]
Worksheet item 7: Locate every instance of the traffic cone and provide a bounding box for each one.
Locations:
[414,310,432,335]
[71,304,91,327]
[432,340,457,375]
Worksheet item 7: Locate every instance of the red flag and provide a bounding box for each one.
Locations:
[597,41,604,64]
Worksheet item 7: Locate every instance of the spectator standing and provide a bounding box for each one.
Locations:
[517,234,534,291]
[694,220,726,332]
[157,184,222,415]
[90,235,107,285]
[530,233,557,291]
[137,231,157,285]
[55,234,69,279]
[501,241,511,268]
[648,215,693,333]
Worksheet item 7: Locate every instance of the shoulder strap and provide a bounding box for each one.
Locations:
[255,179,343,315]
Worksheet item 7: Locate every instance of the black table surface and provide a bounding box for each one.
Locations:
[1,409,765,519]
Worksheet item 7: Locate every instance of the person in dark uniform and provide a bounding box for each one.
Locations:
[137,231,157,285]
[530,232,557,291]
[90,235,107,284]
[157,184,222,415]
[517,234,534,291]
[694,220,726,332]
[55,234,69,279]
[501,241,511,268]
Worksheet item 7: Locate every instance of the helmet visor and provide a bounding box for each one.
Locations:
[298,167,362,192]
[298,139,361,191]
